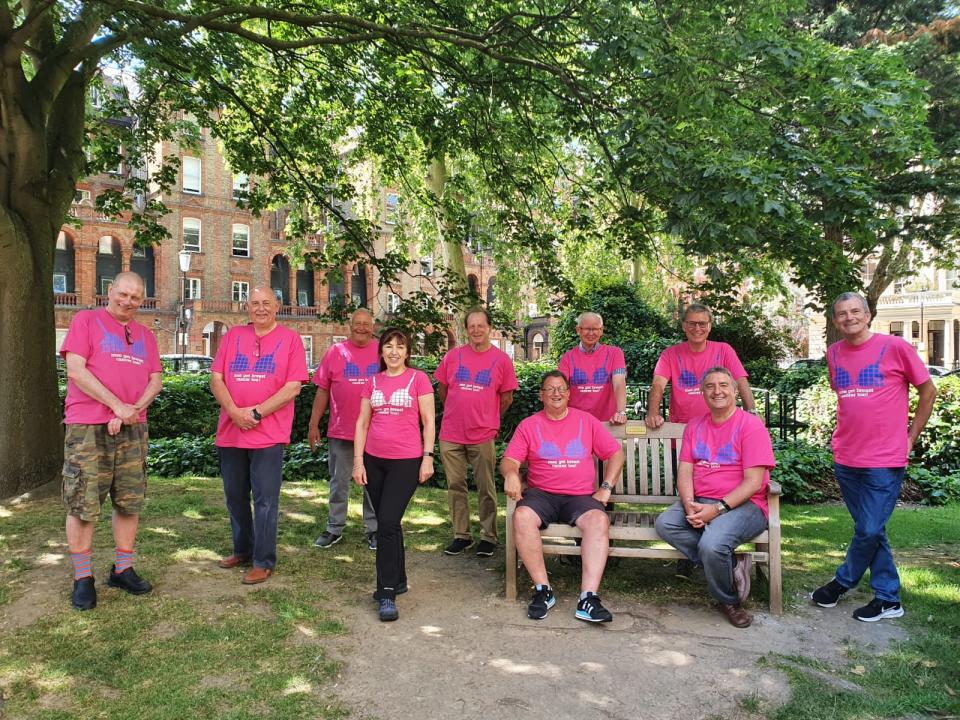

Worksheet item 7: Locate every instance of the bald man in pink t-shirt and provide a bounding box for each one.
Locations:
[61,272,162,611]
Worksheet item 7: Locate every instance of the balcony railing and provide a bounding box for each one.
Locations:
[54,292,79,306]
[877,291,958,308]
[279,305,318,317]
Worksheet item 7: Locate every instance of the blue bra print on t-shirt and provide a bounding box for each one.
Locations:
[454,351,498,387]
[96,316,145,358]
[535,419,588,461]
[693,416,741,465]
[677,348,723,389]
[571,348,610,386]
[341,347,379,378]
[229,336,281,374]
[832,343,887,390]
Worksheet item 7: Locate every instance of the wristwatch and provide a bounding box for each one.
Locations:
[252,408,262,421]
[600,481,614,492]
[715,500,731,514]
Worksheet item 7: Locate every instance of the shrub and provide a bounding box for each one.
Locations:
[709,307,792,365]
[149,374,221,439]
[776,365,828,396]
[742,358,784,390]
[915,375,960,477]
[771,440,837,504]
[148,436,220,477]
[906,466,960,506]
[550,282,674,360]
[797,374,837,446]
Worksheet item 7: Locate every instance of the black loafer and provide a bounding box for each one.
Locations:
[107,565,153,595]
[71,576,97,610]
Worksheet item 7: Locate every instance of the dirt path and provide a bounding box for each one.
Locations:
[1,544,905,720]
[324,553,904,720]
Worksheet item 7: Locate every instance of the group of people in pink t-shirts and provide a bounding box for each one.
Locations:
[60,278,935,629]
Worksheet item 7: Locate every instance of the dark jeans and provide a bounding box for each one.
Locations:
[219,444,285,569]
[364,453,421,600]
[834,464,905,602]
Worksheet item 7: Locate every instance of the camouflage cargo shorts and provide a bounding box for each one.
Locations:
[62,423,148,521]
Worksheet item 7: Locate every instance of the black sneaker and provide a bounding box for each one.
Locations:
[476,540,497,557]
[378,598,399,622]
[372,582,409,601]
[71,576,96,610]
[314,531,342,548]
[811,578,849,608]
[853,598,904,622]
[527,586,556,620]
[107,565,153,595]
[575,593,613,623]
[367,532,378,551]
[675,559,694,580]
[443,538,473,555]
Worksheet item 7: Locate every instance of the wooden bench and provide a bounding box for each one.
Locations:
[505,421,783,615]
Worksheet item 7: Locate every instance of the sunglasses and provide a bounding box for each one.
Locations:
[124,325,133,346]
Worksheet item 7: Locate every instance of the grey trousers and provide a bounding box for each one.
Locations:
[326,437,377,535]
[655,498,767,605]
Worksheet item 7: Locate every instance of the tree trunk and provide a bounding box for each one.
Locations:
[426,156,469,344]
[0,215,64,499]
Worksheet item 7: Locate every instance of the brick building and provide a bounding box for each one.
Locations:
[53,125,507,364]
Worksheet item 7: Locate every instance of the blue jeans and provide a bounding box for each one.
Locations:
[219,444,285,569]
[655,498,767,605]
[834,464,904,602]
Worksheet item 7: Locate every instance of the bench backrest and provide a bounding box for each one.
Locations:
[602,421,685,503]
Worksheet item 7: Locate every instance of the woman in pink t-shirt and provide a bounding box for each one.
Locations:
[353,328,435,622]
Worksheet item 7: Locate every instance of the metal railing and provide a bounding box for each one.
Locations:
[630,384,805,441]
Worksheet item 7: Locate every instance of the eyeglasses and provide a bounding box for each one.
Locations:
[683,321,710,329]
[254,337,261,358]
[541,386,569,395]
[124,325,133,346]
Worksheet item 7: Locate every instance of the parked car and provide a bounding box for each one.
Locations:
[161,354,214,373]
[786,358,826,371]
[925,365,951,377]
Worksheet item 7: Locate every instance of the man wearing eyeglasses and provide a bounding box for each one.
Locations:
[436,307,518,558]
[502,371,624,622]
[309,308,380,551]
[645,303,756,428]
[61,271,162,610]
[211,286,308,584]
[558,312,628,425]
[811,292,935,622]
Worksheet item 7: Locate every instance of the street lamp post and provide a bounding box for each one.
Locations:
[178,249,192,363]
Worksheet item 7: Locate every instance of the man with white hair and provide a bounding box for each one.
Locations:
[558,312,628,425]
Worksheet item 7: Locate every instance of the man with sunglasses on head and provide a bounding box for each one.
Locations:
[309,308,380,551]
[811,292,935,622]
[436,307,518,558]
[558,312,628,425]
[211,286,308,585]
[61,271,162,610]
[645,303,756,429]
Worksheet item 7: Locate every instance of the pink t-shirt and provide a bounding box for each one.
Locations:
[557,344,628,420]
[828,334,929,468]
[313,339,380,441]
[434,344,519,444]
[61,308,162,425]
[213,324,308,448]
[679,409,773,517]
[654,341,748,423]
[361,368,434,459]
[504,408,622,495]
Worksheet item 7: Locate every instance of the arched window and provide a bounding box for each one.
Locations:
[130,244,156,297]
[296,262,315,306]
[53,231,76,294]
[96,236,121,295]
[271,255,291,305]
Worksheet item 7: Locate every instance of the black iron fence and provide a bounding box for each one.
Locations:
[629,385,806,441]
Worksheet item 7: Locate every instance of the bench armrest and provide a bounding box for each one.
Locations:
[768,481,781,496]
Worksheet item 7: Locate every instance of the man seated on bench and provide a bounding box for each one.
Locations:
[502,370,625,623]
[655,366,774,629]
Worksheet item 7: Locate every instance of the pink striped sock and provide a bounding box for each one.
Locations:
[71,549,92,581]
[115,547,135,574]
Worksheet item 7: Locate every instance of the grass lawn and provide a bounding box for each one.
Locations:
[1,477,958,719]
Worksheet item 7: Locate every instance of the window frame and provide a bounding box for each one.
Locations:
[182,218,201,253]
[182,156,201,194]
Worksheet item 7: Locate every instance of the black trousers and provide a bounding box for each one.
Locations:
[364,453,420,600]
